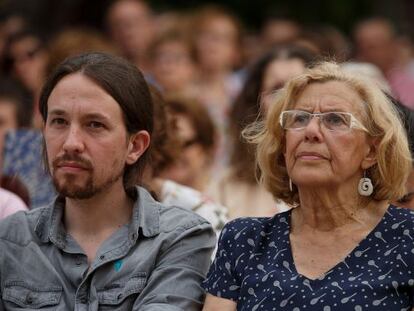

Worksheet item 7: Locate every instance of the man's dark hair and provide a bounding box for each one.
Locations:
[39,52,153,187]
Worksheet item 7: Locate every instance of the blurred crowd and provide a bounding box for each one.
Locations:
[0,0,413,223]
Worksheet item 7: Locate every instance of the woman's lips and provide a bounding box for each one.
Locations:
[296,152,327,160]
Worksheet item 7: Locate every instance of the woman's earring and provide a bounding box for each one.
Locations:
[358,171,373,196]
[289,178,293,192]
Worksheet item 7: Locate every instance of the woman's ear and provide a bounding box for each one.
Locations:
[126,130,151,165]
[361,137,380,170]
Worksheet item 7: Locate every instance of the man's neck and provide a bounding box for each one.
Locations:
[64,182,134,237]
[63,182,135,264]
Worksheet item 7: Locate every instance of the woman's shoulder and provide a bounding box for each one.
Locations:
[387,205,414,225]
[220,210,291,241]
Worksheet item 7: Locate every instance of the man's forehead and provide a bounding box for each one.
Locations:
[47,73,124,122]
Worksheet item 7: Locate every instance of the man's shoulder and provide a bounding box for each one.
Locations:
[0,205,51,246]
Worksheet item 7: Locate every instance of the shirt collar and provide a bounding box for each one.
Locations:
[34,186,160,247]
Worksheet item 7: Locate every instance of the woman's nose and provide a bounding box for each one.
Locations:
[303,116,323,142]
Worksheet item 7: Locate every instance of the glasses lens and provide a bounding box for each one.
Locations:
[321,112,351,131]
[282,111,311,129]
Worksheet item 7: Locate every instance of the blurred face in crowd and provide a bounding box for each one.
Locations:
[261,58,306,112]
[162,113,210,190]
[107,0,155,60]
[261,19,301,47]
[283,81,374,190]
[152,40,195,93]
[196,16,239,72]
[9,36,48,93]
[354,20,397,73]
[44,73,141,199]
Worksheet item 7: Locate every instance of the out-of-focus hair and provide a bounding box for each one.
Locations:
[46,27,118,75]
[245,61,411,205]
[166,96,216,160]
[146,85,180,177]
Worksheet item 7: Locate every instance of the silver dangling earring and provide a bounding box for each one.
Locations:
[358,171,373,196]
[289,178,293,192]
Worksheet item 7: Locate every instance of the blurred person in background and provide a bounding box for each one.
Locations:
[0,13,27,68]
[260,17,301,50]
[161,96,217,195]
[0,77,32,206]
[2,29,48,128]
[295,25,351,62]
[106,0,155,73]
[46,27,118,75]
[190,5,244,171]
[150,31,197,97]
[208,45,317,219]
[353,17,414,109]
[0,77,32,154]
[143,86,228,234]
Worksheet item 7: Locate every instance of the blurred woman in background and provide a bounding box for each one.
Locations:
[160,96,217,194]
[144,87,227,234]
[208,45,317,219]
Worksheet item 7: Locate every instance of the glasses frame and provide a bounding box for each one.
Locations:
[279,110,368,132]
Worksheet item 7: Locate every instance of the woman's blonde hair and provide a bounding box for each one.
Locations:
[245,61,412,206]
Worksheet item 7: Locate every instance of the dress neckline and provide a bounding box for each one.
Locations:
[282,205,394,282]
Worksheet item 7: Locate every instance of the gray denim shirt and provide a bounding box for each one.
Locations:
[0,186,216,310]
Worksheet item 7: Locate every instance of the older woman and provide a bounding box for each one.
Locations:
[202,62,413,310]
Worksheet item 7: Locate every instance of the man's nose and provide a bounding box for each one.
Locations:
[62,126,85,153]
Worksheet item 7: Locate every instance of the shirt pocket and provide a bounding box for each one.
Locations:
[97,272,146,311]
[2,280,62,310]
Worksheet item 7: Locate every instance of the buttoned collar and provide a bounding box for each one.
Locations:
[34,186,160,248]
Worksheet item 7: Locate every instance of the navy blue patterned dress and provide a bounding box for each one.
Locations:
[203,205,414,310]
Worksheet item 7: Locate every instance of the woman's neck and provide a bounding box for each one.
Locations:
[291,187,388,232]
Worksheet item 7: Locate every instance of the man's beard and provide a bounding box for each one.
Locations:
[51,154,124,200]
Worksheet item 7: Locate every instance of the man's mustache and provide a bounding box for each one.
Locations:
[52,154,93,170]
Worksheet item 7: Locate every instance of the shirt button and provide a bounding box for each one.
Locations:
[99,255,105,260]
[26,296,33,304]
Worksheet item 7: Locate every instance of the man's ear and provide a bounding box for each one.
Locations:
[361,137,380,170]
[126,130,150,165]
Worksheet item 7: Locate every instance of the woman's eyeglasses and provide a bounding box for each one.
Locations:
[279,110,368,132]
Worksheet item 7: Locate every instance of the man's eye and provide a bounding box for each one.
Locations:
[50,118,67,125]
[89,121,104,129]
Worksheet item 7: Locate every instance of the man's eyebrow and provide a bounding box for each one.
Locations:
[82,113,111,122]
[48,110,111,121]
[48,109,66,116]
